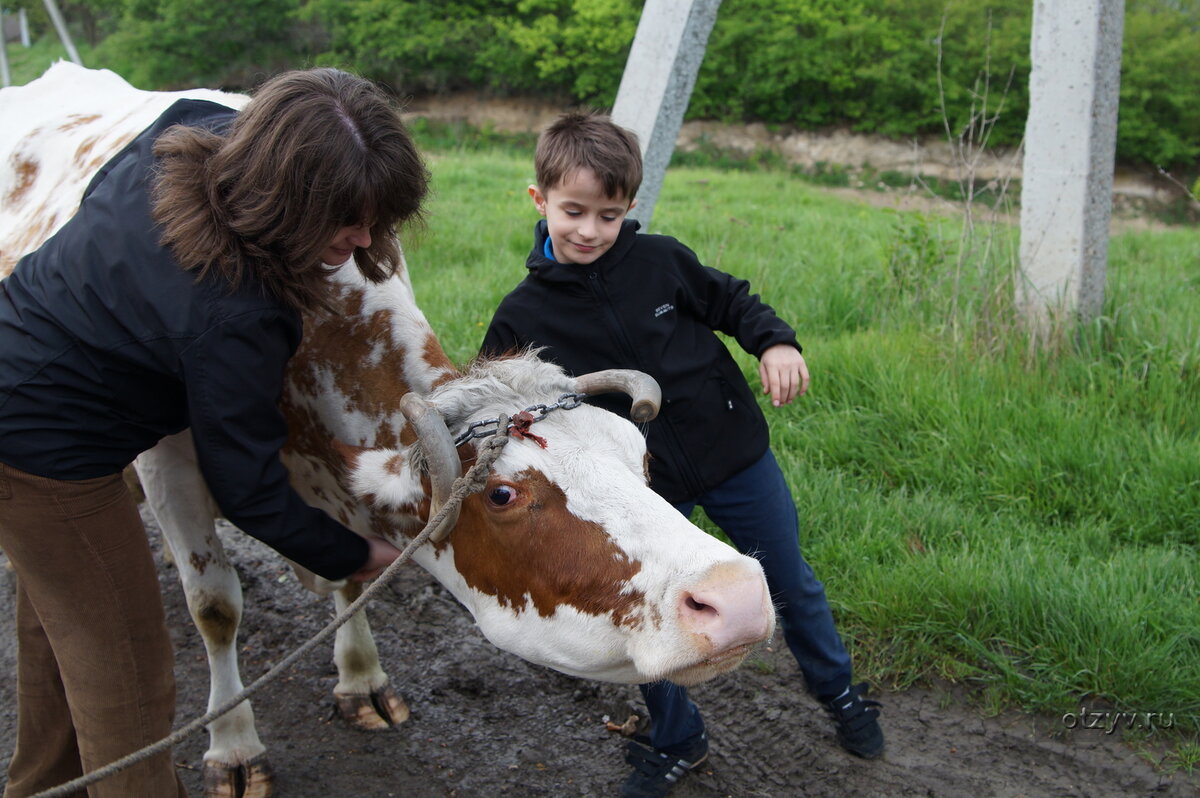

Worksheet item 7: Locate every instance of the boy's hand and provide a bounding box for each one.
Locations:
[759,344,809,407]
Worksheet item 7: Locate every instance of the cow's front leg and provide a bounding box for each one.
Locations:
[136,432,275,798]
[331,581,410,729]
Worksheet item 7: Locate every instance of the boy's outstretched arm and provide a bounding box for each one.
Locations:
[759,344,810,407]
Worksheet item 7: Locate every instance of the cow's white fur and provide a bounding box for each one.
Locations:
[1,63,775,795]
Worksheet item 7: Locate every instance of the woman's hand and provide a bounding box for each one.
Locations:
[348,536,404,582]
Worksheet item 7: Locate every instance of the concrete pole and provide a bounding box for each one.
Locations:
[1017,0,1124,331]
[43,0,83,65]
[20,8,32,47]
[0,25,9,89]
[611,0,721,231]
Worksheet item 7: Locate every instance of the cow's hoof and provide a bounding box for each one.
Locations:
[334,685,410,730]
[202,753,275,798]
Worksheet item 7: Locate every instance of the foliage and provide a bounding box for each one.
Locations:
[492,0,640,104]
[86,0,302,88]
[1118,0,1200,166]
[11,0,1200,166]
[296,0,520,92]
[689,0,1030,145]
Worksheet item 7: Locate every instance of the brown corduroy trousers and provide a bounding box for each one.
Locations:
[0,462,187,798]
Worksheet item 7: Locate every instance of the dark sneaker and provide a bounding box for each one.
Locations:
[620,733,709,798]
[824,682,884,759]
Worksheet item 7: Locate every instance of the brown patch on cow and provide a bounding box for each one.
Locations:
[90,131,136,175]
[423,332,457,387]
[368,505,425,542]
[6,154,38,205]
[278,283,467,545]
[280,405,363,529]
[290,290,419,422]
[283,285,450,475]
[58,113,102,131]
[5,202,62,269]
[450,468,644,626]
[73,135,100,169]
[189,550,215,576]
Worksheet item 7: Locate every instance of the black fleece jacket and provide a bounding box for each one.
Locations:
[0,99,368,580]
[482,219,800,503]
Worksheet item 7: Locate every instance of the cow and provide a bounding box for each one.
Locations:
[0,62,776,798]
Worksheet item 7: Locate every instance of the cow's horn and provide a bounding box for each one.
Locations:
[573,370,662,423]
[400,392,462,542]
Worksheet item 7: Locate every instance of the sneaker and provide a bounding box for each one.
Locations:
[620,733,709,798]
[824,682,884,759]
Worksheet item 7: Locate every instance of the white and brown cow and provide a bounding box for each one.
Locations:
[0,63,776,797]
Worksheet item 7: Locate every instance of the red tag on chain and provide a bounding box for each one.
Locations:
[509,410,548,448]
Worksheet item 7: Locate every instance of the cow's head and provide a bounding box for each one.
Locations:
[342,353,776,685]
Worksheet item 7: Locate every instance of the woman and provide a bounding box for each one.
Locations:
[0,67,429,796]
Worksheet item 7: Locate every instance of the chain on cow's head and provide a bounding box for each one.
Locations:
[453,393,586,449]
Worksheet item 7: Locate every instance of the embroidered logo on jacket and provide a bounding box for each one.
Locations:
[654,303,675,318]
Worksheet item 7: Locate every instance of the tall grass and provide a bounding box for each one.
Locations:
[404,135,1200,755]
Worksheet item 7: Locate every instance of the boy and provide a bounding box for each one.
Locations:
[480,112,883,798]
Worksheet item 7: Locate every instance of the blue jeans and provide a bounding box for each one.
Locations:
[640,449,852,753]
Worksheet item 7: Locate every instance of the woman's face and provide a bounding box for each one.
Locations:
[322,223,372,265]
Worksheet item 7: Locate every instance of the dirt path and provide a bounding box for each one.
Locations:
[2,509,1195,798]
[403,91,1194,232]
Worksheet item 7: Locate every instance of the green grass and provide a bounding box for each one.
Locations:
[403,140,1200,753]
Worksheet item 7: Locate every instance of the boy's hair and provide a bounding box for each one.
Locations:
[534,112,642,202]
[152,67,429,312]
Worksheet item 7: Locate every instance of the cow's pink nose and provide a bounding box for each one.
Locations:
[678,562,773,654]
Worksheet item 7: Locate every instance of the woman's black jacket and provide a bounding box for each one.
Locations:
[0,99,368,580]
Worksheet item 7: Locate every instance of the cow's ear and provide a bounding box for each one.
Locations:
[336,442,426,511]
[333,438,368,469]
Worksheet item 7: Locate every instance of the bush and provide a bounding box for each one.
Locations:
[91,0,301,89]
[57,0,1200,167]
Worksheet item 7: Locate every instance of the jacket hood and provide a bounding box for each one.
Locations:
[525,218,642,282]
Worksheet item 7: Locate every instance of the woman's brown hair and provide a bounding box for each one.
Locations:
[152,68,429,312]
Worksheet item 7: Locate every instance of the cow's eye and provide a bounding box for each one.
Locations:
[487,485,518,507]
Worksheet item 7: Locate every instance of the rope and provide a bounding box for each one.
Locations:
[30,424,511,798]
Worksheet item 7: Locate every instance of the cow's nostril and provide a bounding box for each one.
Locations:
[676,563,774,655]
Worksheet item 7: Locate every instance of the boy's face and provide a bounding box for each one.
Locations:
[529,168,635,266]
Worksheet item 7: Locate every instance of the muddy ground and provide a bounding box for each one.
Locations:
[1,507,1196,798]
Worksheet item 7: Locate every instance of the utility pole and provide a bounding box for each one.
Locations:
[43,0,83,65]
[611,0,721,231]
[1018,0,1124,333]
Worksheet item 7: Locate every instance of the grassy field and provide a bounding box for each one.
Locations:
[7,49,1198,766]
[403,137,1200,768]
